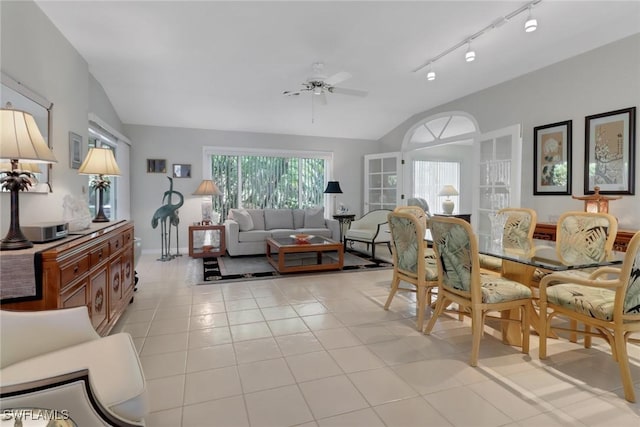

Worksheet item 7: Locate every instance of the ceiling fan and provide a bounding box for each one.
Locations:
[283,63,368,121]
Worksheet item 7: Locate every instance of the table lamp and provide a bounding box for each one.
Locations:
[438,185,459,214]
[324,181,343,215]
[193,179,222,224]
[0,108,58,250]
[572,186,621,213]
[78,147,121,222]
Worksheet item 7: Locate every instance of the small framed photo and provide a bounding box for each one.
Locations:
[147,159,167,173]
[584,107,636,195]
[69,132,83,169]
[173,163,191,178]
[533,120,572,195]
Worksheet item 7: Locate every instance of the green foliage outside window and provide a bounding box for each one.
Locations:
[210,154,325,219]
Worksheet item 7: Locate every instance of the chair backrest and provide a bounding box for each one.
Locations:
[428,216,480,301]
[556,211,618,265]
[352,209,392,230]
[407,197,431,216]
[620,231,640,316]
[388,210,426,279]
[498,207,537,253]
[394,206,428,230]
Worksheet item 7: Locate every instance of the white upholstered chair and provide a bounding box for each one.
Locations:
[343,209,392,260]
[0,307,149,426]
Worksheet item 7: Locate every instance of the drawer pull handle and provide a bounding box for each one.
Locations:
[73,265,79,274]
[98,251,103,260]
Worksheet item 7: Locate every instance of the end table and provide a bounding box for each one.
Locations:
[189,224,226,258]
[332,213,356,241]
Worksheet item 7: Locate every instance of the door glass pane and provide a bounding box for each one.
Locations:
[369,158,381,173]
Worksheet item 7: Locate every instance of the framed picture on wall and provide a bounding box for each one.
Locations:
[147,158,167,173]
[533,120,572,195]
[172,163,191,178]
[584,107,636,195]
[69,132,83,169]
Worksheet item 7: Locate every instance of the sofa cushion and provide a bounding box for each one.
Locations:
[293,209,305,229]
[297,228,333,238]
[304,207,325,228]
[246,209,265,230]
[238,230,272,242]
[229,209,254,231]
[271,229,297,239]
[0,333,148,422]
[264,209,293,230]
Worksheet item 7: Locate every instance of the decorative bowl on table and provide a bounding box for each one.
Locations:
[291,234,313,244]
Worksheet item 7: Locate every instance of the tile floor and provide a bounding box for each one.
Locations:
[113,254,640,426]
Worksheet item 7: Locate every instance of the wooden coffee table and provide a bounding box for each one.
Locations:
[266,236,344,273]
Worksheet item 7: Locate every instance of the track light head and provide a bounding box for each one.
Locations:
[524,6,537,32]
[465,43,476,62]
[427,70,436,81]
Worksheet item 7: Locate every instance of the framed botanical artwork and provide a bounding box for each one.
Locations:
[172,163,191,178]
[69,131,83,169]
[533,120,572,195]
[584,107,636,195]
[147,158,167,173]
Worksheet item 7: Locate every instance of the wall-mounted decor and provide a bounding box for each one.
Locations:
[533,120,572,195]
[172,163,191,178]
[584,106,636,195]
[69,132,83,169]
[1,72,53,193]
[147,159,166,173]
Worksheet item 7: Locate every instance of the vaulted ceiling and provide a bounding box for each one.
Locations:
[36,1,640,140]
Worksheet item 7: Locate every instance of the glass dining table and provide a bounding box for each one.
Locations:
[476,235,625,345]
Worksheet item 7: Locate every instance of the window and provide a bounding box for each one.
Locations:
[412,160,460,213]
[87,127,118,221]
[204,148,332,219]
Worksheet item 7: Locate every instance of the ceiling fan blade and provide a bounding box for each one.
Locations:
[330,87,368,97]
[324,71,352,86]
[283,90,301,96]
[316,92,327,105]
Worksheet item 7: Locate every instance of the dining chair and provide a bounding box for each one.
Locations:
[384,210,439,330]
[479,207,537,273]
[555,211,618,265]
[424,216,532,366]
[538,230,640,403]
[406,197,431,217]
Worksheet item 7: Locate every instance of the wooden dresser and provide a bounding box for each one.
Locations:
[533,222,637,252]
[1,221,135,336]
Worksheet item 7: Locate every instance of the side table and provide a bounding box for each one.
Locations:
[332,214,356,242]
[188,224,226,258]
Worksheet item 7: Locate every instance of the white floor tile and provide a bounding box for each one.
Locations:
[423,386,512,427]
[328,345,385,373]
[146,374,185,412]
[373,396,453,427]
[348,367,417,406]
[275,332,324,356]
[140,350,187,379]
[186,343,236,372]
[317,408,385,427]
[245,384,314,426]
[298,375,369,419]
[238,357,296,393]
[182,395,249,427]
[234,337,282,364]
[183,366,242,405]
[285,350,343,382]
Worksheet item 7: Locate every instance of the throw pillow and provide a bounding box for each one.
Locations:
[246,209,265,230]
[229,208,254,231]
[264,209,294,230]
[304,207,325,228]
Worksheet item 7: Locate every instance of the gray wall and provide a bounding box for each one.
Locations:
[380,34,640,230]
[0,1,129,233]
[124,124,380,252]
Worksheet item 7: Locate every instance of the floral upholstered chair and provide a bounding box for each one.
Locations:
[555,211,618,266]
[424,216,532,366]
[479,207,537,273]
[384,210,439,330]
[538,231,640,403]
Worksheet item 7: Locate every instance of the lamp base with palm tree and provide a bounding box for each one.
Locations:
[0,162,34,250]
[91,175,111,222]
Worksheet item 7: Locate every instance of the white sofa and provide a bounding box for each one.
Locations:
[0,307,149,426]
[224,207,340,256]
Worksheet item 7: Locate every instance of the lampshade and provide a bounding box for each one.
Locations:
[193,179,222,196]
[78,147,121,176]
[324,181,343,194]
[438,185,459,197]
[572,186,621,214]
[0,109,57,163]
[0,162,42,173]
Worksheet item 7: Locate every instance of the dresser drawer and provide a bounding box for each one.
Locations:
[90,243,110,267]
[60,254,90,285]
[122,228,134,247]
[110,234,125,253]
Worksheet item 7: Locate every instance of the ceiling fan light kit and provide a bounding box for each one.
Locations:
[283,62,368,122]
[416,0,541,79]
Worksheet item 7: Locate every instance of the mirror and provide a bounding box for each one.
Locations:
[1,72,53,193]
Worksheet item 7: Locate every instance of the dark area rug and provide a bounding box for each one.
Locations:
[201,250,391,283]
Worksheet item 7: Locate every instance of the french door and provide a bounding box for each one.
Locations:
[363,152,402,213]
[473,124,522,236]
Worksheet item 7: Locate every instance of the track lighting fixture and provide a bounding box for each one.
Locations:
[426,63,436,81]
[524,5,538,32]
[465,42,476,62]
[413,0,542,77]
